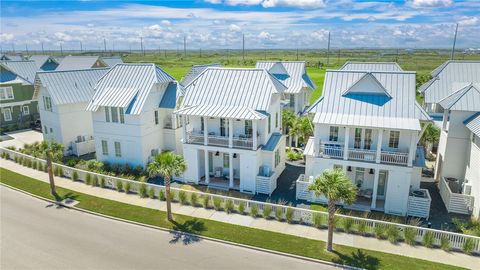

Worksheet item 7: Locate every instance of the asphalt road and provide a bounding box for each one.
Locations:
[0,186,340,270]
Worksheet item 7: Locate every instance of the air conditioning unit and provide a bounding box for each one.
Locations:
[463,184,472,195]
[260,165,270,177]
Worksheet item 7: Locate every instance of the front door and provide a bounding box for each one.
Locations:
[220,118,226,136]
[377,170,388,199]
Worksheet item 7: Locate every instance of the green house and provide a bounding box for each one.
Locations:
[0,60,39,132]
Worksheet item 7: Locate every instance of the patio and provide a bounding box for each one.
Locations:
[199,176,240,190]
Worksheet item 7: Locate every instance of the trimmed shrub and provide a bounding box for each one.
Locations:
[342,218,354,233]
[440,236,451,251]
[124,182,131,194]
[43,163,48,172]
[18,157,24,165]
[423,231,434,248]
[159,189,166,201]
[169,190,177,202]
[358,221,368,236]
[139,183,148,198]
[53,166,60,176]
[285,206,294,224]
[148,187,155,199]
[404,227,417,245]
[178,190,188,205]
[100,177,106,188]
[275,207,283,221]
[238,201,245,214]
[386,225,400,244]
[213,197,222,210]
[463,238,475,254]
[116,180,123,192]
[85,174,92,185]
[250,204,259,218]
[72,171,78,181]
[313,213,325,229]
[225,200,234,213]
[190,193,198,206]
[263,205,272,219]
[374,224,387,240]
[14,156,18,163]
[92,175,98,187]
[202,195,210,208]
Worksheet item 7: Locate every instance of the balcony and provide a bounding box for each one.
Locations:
[186,131,255,150]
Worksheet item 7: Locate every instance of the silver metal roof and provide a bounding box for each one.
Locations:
[102,57,123,67]
[56,56,107,71]
[180,63,222,86]
[29,55,59,70]
[340,61,403,72]
[421,61,480,104]
[438,83,480,111]
[87,64,175,115]
[178,67,286,120]
[311,70,430,131]
[1,54,24,61]
[464,112,480,138]
[159,82,181,109]
[0,60,38,84]
[262,132,282,151]
[255,61,315,93]
[35,68,109,105]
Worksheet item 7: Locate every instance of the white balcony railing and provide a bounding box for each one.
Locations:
[348,148,376,162]
[380,151,408,165]
[186,131,254,149]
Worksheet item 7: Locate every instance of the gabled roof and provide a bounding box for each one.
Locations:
[29,55,59,70]
[56,56,107,71]
[464,112,480,138]
[86,64,175,115]
[102,57,123,67]
[0,60,38,84]
[1,54,24,61]
[180,63,222,86]
[35,68,109,105]
[255,61,315,93]
[340,61,403,72]
[438,83,480,111]
[421,61,480,104]
[311,70,430,131]
[342,72,392,98]
[177,67,286,120]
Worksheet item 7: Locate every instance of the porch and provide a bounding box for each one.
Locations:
[186,130,257,150]
[199,176,240,190]
[198,149,242,191]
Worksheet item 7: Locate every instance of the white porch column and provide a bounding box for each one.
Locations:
[407,132,417,167]
[376,129,383,163]
[252,120,258,150]
[181,116,187,143]
[203,117,208,146]
[343,127,350,160]
[172,114,178,129]
[229,152,234,188]
[204,150,210,184]
[314,124,320,157]
[229,119,233,148]
[371,168,379,209]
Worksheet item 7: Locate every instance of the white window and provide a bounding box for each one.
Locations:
[329,126,339,141]
[105,107,110,122]
[388,131,400,149]
[2,108,12,121]
[114,141,121,157]
[275,112,278,128]
[289,94,295,107]
[268,115,271,134]
[49,128,53,133]
[119,107,125,124]
[111,107,119,123]
[223,153,229,168]
[245,120,252,137]
[154,111,159,125]
[22,106,30,115]
[0,86,14,100]
[44,125,48,134]
[101,140,108,155]
[275,149,280,168]
[43,96,52,111]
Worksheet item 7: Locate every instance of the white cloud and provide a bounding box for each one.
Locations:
[258,31,272,39]
[262,0,325,9]
[408,0,453,8]
[54,32,74,42]
[161,20,171,26]
[458,16,479,26]
[229,24,242,32]
[147,24,162,31]
[0,33,14,42]
[224,0,263,6]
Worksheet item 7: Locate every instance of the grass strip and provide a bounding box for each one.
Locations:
[0,168,465,270]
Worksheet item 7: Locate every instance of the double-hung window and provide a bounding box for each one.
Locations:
[111,107,119,123]
[2,108,12,121]
[0,87,14,100]
[43,96,52,111]
[354,128,362,149]
[154,111,159,125]
[329,126,339,141]
[275,112,278,128]
[388,131,400,149]
[114,141,122,157]
[22,106,30,115]
[105,107,110,122]
[101,140,108,155]
[275,149,280,168]
[119,108,125,124]
[245,120,252,137]
[268,115,271,133]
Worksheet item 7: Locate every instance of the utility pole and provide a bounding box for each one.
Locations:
[41,42,45,54]
[264,48,267,60]
[296,47,299,61]
[12,43,15,53]
[164,49,166,58]
[199,48,202,58]
[25,44,29,55]
[60,43,63,56]
[183,35,186,57]
[140,37,144,56]
[451,23,459,60]
[326,31,331,66]
[80,41,83,52]
[103,38,107,53]
[242,33,245,62]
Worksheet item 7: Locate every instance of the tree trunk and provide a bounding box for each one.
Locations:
[327,201,336,252]
[46,157,57,198]
[165,176,173,221]
[288,134,292,148]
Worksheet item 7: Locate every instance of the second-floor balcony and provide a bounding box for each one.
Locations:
[186,130,257,150]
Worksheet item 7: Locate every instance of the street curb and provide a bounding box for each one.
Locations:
[1,183,361,270]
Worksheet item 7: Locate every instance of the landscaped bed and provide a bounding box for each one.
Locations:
[0,168,467,270]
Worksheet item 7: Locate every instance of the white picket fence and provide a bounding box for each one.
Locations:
[1,147,479,255]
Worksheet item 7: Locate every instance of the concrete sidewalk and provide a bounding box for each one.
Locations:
[1,159,478,269]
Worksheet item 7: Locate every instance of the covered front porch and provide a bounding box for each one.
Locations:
[198,149,241,191]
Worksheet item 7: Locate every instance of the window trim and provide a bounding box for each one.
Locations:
[119,107,125,124]
[154,110,159,125]
[22,105,30,115]
[105,107,110,122]
[223,153,229,168]
[3,108,12,121]
[329,126,339,142]
[0,86,14,100]
[388,130,400,149]
[114,141,122,157]
[101,140,108,155]
[111,107,119,123]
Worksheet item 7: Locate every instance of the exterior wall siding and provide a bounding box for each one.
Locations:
[0,82,39,131]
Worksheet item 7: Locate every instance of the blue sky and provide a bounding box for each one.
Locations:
[1,0,479,51]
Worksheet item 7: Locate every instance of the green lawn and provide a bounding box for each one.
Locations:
[0,168,465,270]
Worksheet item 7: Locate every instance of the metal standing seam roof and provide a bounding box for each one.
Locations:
[29,55,59,70]
[340,61,403,72]
[56,56,107,71]
[262,132,282,151]
[86,64,175,115]
[464,112,480,138]
[180,63,222,86]
[177,67,286,120]
[420,61,480,104]
[159,82,181,109]
[0,60,38,84]
[34,68,109,105]
[102,57,124,67]
[438,83,480,111]
[311,70,431,131]
[255,61,316,93]
[1,54,24,61]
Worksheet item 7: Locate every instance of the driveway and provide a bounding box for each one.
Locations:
[0,129,43,149]
[0,186,338,270]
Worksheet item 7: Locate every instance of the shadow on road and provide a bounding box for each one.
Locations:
[169,218,206,245]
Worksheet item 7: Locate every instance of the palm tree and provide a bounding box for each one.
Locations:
[308,169,357,252]
[147,151,187,221]
[296,116,313,147]
[421,123,440,154]
[33,141,64,198]
[282,109,296,147]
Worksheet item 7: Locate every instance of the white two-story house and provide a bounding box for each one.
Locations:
[34,68,109,156]
[176,67,286,195]
[301,69,431,217]
[464,113,480,217]
[255,61,315,114]
[86,64,182,168]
